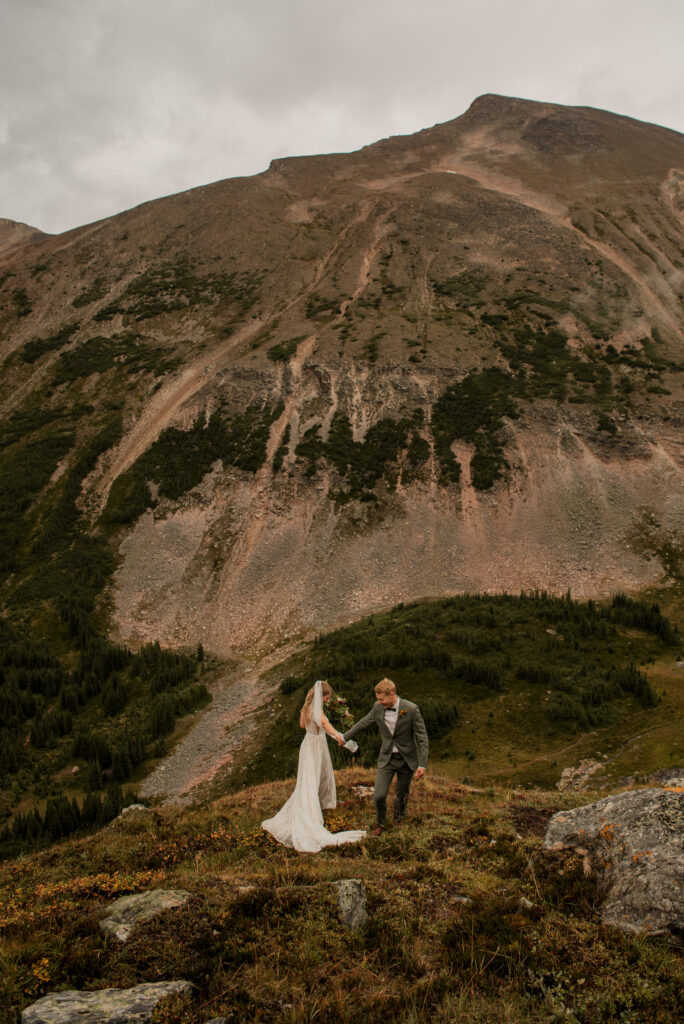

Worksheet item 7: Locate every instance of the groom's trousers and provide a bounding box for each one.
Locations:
[374,753,414,827]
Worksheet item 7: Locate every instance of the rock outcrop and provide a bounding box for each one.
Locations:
[557,758,605,791]
[333,878,368,929]
[99,889,192,942]
[545,785,684,936]
[21,980,192,1024]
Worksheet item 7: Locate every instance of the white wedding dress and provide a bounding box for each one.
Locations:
[261,682,366,853]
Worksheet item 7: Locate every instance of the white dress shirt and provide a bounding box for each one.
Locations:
[384,699,400,753]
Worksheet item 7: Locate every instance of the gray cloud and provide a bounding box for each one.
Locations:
[1,0,683,234]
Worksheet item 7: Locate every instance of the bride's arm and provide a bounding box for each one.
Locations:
[320,713,344,744]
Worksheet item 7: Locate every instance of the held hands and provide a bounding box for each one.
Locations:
[336,733,345,746]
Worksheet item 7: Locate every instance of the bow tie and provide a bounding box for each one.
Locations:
[385,707,398,713]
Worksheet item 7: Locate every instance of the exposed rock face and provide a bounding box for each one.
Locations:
[545,786,684,935]
[334,878,368,929]
[99,889,192,942]
[112,401,683,657]
[21,980,192,1023]
[557,758,605,791]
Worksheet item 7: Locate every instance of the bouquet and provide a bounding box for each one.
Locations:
[325,694,355,731]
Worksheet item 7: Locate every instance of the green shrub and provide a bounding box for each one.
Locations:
[267,335,306,362]
[295,412,410,497]
[103,406,276,528]
[94,257,264,322]
[19,324,77,364]
[432,368,518,489]
[72,277,109,308]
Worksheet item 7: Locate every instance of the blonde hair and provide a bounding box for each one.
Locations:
[302,680,332,723]
[375,678,396,695]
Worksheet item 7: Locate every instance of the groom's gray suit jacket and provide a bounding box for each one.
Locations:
[343,698,429,771]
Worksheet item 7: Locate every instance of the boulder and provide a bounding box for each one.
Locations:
[100,889,192,942]
[21,980,192,1023]
[333,878,367,929]
[545,785,684,936]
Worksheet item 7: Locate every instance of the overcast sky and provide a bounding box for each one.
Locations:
[2,0,683,235]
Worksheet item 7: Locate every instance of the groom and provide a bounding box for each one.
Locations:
[341,678,428,836]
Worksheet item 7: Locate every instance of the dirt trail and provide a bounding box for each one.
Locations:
[601,717,684,769]
[478,714,684,784]
[338,204,396,317]
[93,318,266,513]
[139,639,304,806]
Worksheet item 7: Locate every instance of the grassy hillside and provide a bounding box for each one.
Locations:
[1,773,681,1023]
[224,590,682,797]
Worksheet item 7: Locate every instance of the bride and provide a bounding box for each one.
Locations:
[261,680,366,852]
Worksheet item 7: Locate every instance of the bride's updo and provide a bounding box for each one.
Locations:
[302,680,332,723]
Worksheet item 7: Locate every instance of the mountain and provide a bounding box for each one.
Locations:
[0,217,45,256]
[1,93,683,667]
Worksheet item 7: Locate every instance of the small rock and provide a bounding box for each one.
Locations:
[333,879,367,929]
[351,784,374,798]
[100,889,192,942]
[21,980,192,1023]
[117,803,150,818]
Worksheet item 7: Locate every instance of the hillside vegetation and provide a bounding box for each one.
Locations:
[1,773,682,1024]
[219,591,680,798]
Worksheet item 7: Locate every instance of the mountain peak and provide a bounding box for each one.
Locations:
[0,217,45,256]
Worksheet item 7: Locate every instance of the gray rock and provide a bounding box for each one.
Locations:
[557,758,604,792]
[118,803,150,817]
[545,786,684,936]
[100,889,192,942]
[21,980,192,1023]
[333,878,367,929]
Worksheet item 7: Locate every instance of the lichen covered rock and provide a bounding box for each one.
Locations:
[21,980,192,1023]
[333,878,368,929]
[99,888,192,942]
[545,785,684,935]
